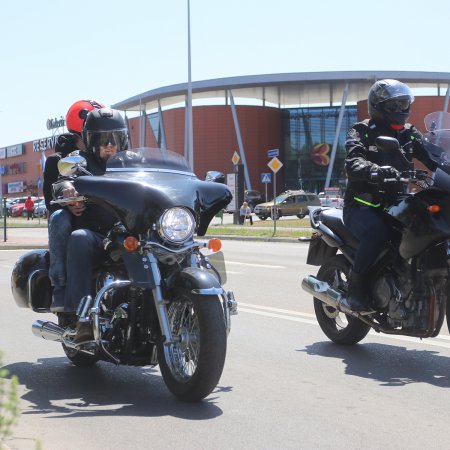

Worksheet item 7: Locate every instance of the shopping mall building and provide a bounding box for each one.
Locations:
[2,71,450,198]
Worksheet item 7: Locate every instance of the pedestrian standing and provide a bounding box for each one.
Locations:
[24,196,34,220]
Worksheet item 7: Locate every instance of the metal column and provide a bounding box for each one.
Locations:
[229,91,252,191]
[157,100,167,152]
[325,83,349,189]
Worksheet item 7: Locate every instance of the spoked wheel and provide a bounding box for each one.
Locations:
[58,315,99,366]
[313,255,370,345]
[157,291,227,402]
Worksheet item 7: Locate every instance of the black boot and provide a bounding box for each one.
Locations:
[345,271,370,312]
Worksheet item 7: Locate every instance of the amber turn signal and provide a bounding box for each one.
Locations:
[427,204,441,213]
[208,238,222,252]
[123,236,139,251]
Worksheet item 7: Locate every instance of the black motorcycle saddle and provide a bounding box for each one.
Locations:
[319,209,359,249]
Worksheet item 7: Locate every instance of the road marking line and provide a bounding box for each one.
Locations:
[227,261,285,269]
[239,302,316,318]
[239,304,450,349]
[239,307,318,325]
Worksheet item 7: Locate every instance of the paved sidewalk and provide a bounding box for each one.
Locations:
[0,227,49,250]
[0,225,306,250]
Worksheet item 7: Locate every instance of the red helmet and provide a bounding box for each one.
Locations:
[66,99,105,135]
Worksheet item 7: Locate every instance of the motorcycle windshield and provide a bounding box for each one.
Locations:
[422,112,450,168]
[73,148,232,235]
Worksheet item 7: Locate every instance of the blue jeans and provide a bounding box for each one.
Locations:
[65,229,105,313]
[343,205,388,274]
[48,209,72,288]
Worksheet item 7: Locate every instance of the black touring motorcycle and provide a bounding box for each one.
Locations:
[12,148,237,401]
[302,112,450,345]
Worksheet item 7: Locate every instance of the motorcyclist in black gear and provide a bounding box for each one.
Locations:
[342,79,438,312]
[48,108,128,340]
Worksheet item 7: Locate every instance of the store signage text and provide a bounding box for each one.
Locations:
[46,116,65,130]
[33,136,58,153]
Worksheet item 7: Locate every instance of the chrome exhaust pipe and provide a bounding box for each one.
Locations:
[301,275,354,314]
[302,275,375,318]
[32,320,65,342]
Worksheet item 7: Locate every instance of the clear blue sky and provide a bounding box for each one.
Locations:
[1,0,449,148]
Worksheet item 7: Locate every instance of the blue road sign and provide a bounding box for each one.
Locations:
[267,148,279,158]
[261,172,272,183]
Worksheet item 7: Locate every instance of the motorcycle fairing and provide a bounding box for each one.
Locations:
[73,172,232,236]
[387,188,450,259]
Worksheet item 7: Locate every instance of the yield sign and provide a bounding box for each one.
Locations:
[232,151,240,165]
[268,156,283,173]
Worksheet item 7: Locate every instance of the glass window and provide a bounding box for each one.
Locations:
[282,106,357,193]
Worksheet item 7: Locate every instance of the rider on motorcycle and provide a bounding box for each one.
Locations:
[43,100,105,214]
[48,108,128,324]
[342,79,438,312]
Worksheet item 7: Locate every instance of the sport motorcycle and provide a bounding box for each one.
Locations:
[301,112,450,344]
[11,147,237,401]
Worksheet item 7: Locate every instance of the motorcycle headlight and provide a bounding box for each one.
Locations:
[157,207,195,243]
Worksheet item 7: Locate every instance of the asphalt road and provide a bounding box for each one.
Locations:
[1,242,450,449]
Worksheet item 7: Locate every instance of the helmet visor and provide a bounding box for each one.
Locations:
[88,130,128,151]
[381,99,411,113]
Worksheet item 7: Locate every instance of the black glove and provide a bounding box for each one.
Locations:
[370,165,401,183]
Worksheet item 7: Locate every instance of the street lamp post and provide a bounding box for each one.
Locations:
[186,0,194,170]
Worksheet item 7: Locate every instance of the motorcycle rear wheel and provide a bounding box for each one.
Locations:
[157,291,227,402]
[313,255,371,345]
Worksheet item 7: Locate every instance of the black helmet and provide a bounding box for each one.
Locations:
[368,79,414,130]
[82,108,128,158]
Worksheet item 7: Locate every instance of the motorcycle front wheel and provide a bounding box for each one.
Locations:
[313,255,370,345]
[157,291,227,402]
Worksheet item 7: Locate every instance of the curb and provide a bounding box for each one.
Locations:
[0,234,312,250]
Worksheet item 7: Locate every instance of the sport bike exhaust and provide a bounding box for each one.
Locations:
[301,275,353,314]
[32,320,65,342]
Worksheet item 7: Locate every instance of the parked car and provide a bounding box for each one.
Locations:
[6,197,28,217]
[254,190,320,220]
[32,199,48,218]
[10,197,38,218]
[244,190,263,211]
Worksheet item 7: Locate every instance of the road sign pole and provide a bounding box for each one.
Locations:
[265,183,267,202]
[273,173,277,236]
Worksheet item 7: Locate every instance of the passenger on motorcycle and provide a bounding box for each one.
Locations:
[43,99,105,214]
[48,108,128,332]
[342,79,438,312]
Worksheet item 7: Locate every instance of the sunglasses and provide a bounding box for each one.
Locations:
[382,99,410,113]
[97,132,117,147]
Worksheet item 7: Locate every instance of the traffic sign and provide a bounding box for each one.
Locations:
[268,157,283,173]
[267,148,279,158]
[232,151,240,165]
[261,172,271,183]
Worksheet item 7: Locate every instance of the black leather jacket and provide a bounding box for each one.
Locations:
[343,119,437,208]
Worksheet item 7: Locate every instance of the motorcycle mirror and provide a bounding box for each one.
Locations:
[57,155,89,176]
[205,171,225,183]
[375,136,400,152]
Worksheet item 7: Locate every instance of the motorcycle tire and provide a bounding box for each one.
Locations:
[58,316,99,366]
[157,291,227,402]
[313,255,370,345]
